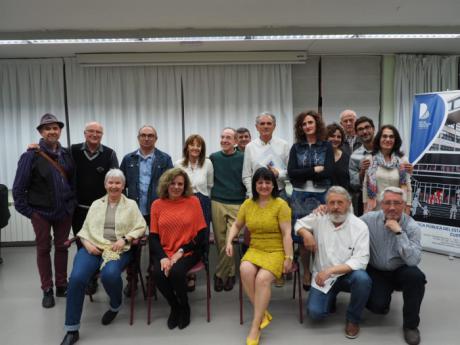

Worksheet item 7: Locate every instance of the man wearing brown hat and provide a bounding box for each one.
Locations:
[13,113,76,308]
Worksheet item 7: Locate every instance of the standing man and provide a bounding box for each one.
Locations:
[340,109,361,156]
[295,186,371,339]
[120,125,173,295]
[71,121,119,294]
[210,128,246,292]
[362,187,426,345]
[349,116,375,216]
[242,112,289,198]
[235,127,251,152]
[13,113,76,308]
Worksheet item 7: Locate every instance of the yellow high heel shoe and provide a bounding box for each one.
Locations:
[259,310,273,330]
[246,335,260,345]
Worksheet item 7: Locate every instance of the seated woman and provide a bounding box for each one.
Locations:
[226,168,293,345]
[60,169,146,345]
[149,168,207,330]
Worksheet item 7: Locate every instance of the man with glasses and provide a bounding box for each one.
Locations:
[120,125,173,296]
[349,116,375,216]
[361,187,426,345]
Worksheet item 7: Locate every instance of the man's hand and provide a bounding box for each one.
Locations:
[298,229,317,252]
[315,269,332,287]
[314,165,324,173]
[27,143,39,151]
[312,204,328,216]
[267,165,279,177]
[385,219,402,234]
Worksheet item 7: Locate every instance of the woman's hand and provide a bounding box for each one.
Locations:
[82,240,102,256]
[225,242,233,257]
[160,258,172,277]
[314,165,324,173]
[111,238,126,252]
[302,234,317,253]
[283,258,292,274]
[170,250,184,264]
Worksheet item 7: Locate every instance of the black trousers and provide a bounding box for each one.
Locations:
[152,253,200,308]
[72,207,90,249]
[366,264,426,329]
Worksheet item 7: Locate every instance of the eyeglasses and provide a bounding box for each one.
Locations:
[139,134,156,139]
[382,200,403,206]
[357,125,372,132]
[85,129,103,135]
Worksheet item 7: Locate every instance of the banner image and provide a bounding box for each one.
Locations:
[409,91,460,257]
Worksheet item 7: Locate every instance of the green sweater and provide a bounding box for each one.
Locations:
[210,150,246,204]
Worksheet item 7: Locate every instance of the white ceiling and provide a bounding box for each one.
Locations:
[1,0,460,58]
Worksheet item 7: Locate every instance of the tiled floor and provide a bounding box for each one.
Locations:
[0,246,458,345]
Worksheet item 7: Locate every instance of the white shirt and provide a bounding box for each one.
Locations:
[242,137,290,197]
[294,213,369,276]
[174,158,214,196]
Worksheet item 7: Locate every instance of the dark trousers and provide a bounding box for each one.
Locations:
[31,213,72,290]
[366,264,426,329]
[152,253,199,308]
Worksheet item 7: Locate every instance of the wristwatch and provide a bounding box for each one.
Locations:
[178,248,184,254]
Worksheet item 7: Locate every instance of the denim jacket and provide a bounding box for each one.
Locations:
[120,148,173,215]
[287,140,334,189]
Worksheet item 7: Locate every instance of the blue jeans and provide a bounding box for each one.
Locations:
[307,270,372,324]
[64,247,132,331]
[290,190,326,244]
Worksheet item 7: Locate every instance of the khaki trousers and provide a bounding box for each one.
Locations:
[211,200,240,279]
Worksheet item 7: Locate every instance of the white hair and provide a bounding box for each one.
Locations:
[256,112,277,125]
[339,109,357,121]
[104,168,126,185]
[380,186,407,202]
[326,185,352,202]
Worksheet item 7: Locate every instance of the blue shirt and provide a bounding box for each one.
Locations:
[137,150,155,215]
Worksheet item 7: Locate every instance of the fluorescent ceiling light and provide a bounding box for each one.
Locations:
[1,34,459,45]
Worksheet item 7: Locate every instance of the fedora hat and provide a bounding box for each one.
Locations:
[36,113,64,130]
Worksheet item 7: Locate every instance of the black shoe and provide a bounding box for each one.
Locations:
[60,331,79,345]
[101,310,118,325]
[42,288,55,308]
[178,304,191,329]
[85,275,98,295]
[56,286,68,297]
[123,283,138,298]
[214,274,224,292]
[167,307,179,329]
[302,283,311,291]
[223,276,236,291]
[403,328,421,345]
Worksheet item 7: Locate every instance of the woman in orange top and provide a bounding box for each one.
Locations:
[149,168,206,330]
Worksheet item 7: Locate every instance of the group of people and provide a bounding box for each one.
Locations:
[11,109,426,345]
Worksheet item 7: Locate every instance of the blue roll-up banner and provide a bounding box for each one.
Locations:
[409,90,460,257]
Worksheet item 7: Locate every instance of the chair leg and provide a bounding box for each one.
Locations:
[130,266,136,325]
[239,275,243,325]
[293,268,297,299]
[206,269,211,322]
[147,274,152,325]
[138,264,146,300]
[296,269,303,323]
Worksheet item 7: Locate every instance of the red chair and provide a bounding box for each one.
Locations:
[64,236,147,325]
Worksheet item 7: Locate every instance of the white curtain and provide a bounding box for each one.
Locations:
[0,58,66,187]
[394,54,459,154]
[181,64,293,154]
[65,58,183,161]
[321,56,382,126]
[0,58,65,241]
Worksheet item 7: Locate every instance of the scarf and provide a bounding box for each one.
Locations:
[366,151,407,199]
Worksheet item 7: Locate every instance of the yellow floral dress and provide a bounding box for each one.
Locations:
[239,197,291,279]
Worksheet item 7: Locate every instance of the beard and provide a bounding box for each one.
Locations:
[328,211,348,224]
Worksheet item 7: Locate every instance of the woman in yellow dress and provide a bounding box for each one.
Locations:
[226,167,293,345]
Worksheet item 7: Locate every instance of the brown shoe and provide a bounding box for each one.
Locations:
[223,276,236,291]
[345,320,360,339]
